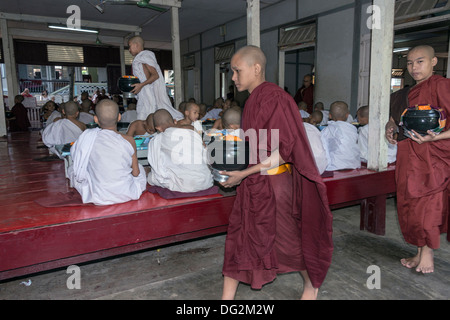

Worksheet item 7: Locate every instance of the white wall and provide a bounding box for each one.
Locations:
[315,6,355,113]
[181,0,360,110]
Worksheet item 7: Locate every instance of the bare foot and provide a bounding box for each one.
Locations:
[300,285,318,300]
[401,247,421,269]
[415,245,434,274]
[299,270,318,300]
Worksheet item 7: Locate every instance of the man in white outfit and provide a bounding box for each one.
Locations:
[128,36,183,121]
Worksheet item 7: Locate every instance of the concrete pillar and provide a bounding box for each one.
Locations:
[247,0,260,47]
[171,7,183,108]
[367,0,395,171]
[0,18,18,99]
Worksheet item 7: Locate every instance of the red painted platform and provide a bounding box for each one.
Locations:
[0,131,396,280]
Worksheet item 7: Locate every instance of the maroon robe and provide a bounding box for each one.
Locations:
[391,75,450,248]
[294,84,314,113]
[222,82,333,289]
[9,103,31,132]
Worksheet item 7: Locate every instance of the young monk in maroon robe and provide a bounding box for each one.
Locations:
[386,45,450,274]
[294,74,314,113]
[220,46,333,300]
[9,95,31,132]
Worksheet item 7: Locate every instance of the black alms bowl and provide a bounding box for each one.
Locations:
[118,76,140,94]
[207,140,250,181]
[402,109,440,134]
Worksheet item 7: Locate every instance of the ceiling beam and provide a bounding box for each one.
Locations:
[0,12,141,33]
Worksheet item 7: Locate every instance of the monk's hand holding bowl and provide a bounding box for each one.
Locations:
[409,129,438,144]
[219,170,246,188]
[131,83,144,94]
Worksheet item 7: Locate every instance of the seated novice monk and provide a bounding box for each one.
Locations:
[68,99,147,205]
[126,113,155,137]
[42,100,61,125]
[320,101,360,170]
[314,102,329,126]
[177,102,203,134]
[120,103,138,123]
[303,111,328,174]
[221,106,242,138]
[147,109,213,193]
[42,101,86,155]
[200,98,224,121]
[357,105,397,164]
[78,99,95,124]
[8,95,31,132]
[298,101,310,119]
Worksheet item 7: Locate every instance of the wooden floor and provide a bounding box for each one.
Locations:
[0,131,448,300]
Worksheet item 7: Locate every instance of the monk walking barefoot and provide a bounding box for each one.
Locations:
[220,46,333,300]
[386,45,450,275]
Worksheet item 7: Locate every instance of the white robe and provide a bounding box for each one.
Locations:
[42,119,83,155]
[319,110,329,125]
[303,122,328,174]
[68,128,147,205]
[120,110,138,123]
[132,50,183,121]
[46,110,61,125]
[358,124,397,164]
[321,120,361,171]
[147,127,213,192]
[78,112,95,124]
[200,108,222,121]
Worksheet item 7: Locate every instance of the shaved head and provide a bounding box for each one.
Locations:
[145,113,155,133]
[128,35,144,48]
[407,45,435,59]
[95,99,120,127]
[330,101,349,121]
[234,45,267,74]
[222,107,242,129]
[231,45,266,93]
[64,101,80,117]
[406,45,438,84]
[153,109,174,132]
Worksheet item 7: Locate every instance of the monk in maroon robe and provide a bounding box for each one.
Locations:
[220,46,333,300]
[386,45,450,274]
[294,74,314,113]
[9,95,31,132]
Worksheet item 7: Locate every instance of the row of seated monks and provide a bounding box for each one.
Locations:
[36,92,397,206]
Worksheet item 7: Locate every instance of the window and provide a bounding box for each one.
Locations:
[47,45,84,63]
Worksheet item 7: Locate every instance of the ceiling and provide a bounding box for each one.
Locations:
[1,0,448,54]
[0,0,284,50]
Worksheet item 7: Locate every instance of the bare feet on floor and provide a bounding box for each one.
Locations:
[401,245,434,274]
[300,285,318,300]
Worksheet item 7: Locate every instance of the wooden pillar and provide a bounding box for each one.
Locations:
[171,7,183,108]
[447,27,450,78]
[0,73,6,137]
[367,0,395,171]
[119,42,126,76]
[0,18,18,100]
[247,0,260,47]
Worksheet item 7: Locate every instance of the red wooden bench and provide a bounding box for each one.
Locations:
[0,132,397,280]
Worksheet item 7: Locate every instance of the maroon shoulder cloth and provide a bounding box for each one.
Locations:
[222,82,333,289]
